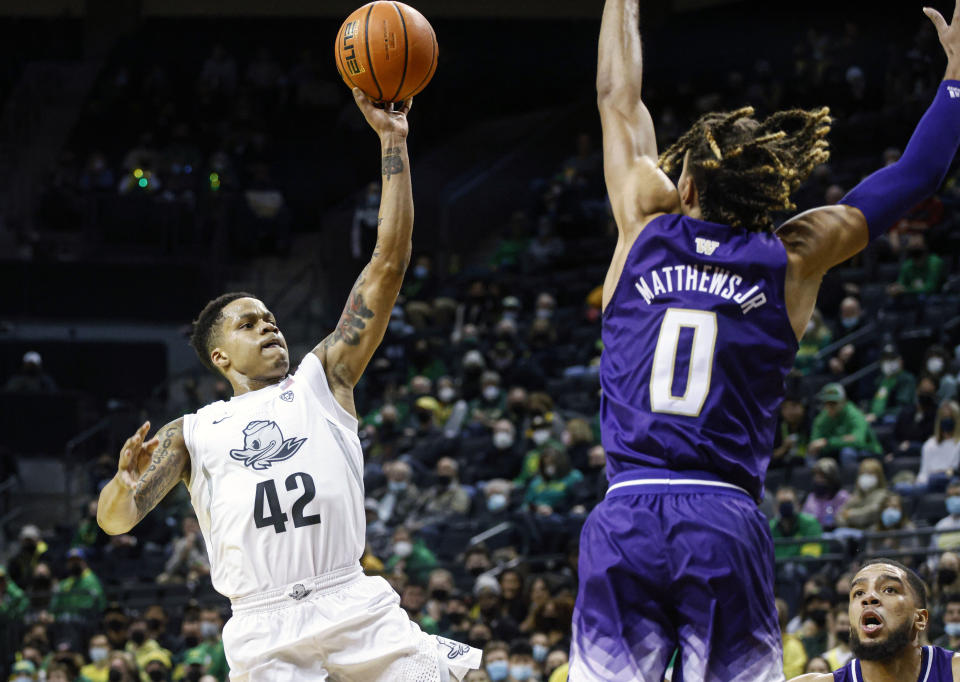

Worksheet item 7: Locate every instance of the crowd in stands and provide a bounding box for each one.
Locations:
[3,9,960,682]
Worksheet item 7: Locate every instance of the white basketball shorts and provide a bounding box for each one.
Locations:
[223,564,481,681]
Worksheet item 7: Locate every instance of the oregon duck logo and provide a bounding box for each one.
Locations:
[229,420,307,470]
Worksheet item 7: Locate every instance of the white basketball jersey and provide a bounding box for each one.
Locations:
[182,353,365,600]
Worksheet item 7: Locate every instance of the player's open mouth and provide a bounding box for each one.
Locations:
[262,341,283,350]
[861,612,883,634]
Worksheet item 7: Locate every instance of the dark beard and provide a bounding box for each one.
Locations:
[850,620,913,661]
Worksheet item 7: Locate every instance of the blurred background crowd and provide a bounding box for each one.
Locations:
[2,0,960,680]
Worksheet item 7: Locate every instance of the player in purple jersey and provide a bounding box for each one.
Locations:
[571,1,960,680]
[791,559,960,682]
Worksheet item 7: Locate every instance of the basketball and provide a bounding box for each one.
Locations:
[335,2,438,103]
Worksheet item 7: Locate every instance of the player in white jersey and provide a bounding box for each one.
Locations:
[96,88,481,682]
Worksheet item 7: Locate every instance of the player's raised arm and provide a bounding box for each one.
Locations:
[598,0,678,231]
[314,88,413,415]
[97,418,190,535]
[778,1,960,284]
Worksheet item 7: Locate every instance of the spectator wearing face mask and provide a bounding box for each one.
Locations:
[50,548,105,623]
[483,641,510,682]
[471,421,522,484]
[866,492,921,565]
[505,640,537,682]
[835,458,888,529]
[821,605,853,670]
[410,458,471,529]
[917,400,960,491]
[809,383,882,467]
[142,650,172,682]
[385,526,437,585]
[891,374,940,458]
[802,458,850,531]
[769,486,823,560]
[522,445,584,517]
[193,606,229,682]
[771,395,810,471]
[528,632,550,676]
[794,308,833,375]
[80,632,111,682]
[933,479,960,551]
[105,651,138,682]
[513,414,561,489]
[125,617,170,672]
[471,372,507,427]
[798,590,833,659]
[868,344,917,424]
[435,376,468,431]
[829,297,868,380]
[476,480,519,530]
[934,593,960,650]
[176,648,212,682]
[372,461,420,527]
[925,344,959,402]
[9,525,47,591]
[8,660,36,682]
[887,233,945,297]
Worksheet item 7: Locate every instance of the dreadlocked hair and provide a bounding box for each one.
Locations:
[659,106,832,232]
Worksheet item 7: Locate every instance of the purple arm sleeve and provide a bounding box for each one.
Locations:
[839,80,960,240]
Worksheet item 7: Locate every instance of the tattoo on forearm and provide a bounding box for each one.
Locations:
[134,422,184,516]
[323,269,375,350]
[382,147,404,181]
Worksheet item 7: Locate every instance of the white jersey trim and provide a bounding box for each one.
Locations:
[606,477,750,496]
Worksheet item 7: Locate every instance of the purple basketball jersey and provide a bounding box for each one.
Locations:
[832,645,955,681]
[601,213,798,501]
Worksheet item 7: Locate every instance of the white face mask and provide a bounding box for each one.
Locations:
[532,429,550,445]
[394,541,413,558]
[928,357,945,374]
[439,387,456,403]
[483,386,500,402]
[858,473,879,492]
[493,432,514,450]
[882,360,900,377]
[89,646,109,663]
[200,621,219,639]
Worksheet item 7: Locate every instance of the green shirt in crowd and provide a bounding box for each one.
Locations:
[898,252,945,294]
[811,401,882,456]
[50,568,105,621]
[870,370,917,419]
[769,513,824,560]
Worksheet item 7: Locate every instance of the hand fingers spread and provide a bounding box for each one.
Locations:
[144,437,161,453]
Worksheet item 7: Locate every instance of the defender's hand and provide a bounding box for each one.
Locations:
[116,421,160,491]
[353,88,412,139]
[925,2,960,79]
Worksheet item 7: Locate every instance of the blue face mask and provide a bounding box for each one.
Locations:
[487,493,507,513]
[486,660,509,681]
[881,508,902,527]
[388,481,407,493]
[945,622,960,637]
[841,316,859,329]
[948,496,960,516]
[510,665,533,681]
[532,644,548,662]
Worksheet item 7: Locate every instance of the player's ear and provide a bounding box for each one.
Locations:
[678,173,698,209]
[211,347,229,371]
[915,608,929,632]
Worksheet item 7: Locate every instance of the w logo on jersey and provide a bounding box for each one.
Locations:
[229,420,307,470]
[695,237,720,256]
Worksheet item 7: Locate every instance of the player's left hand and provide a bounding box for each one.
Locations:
[353,88,412,139]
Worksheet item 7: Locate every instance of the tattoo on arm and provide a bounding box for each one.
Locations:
[133,421,186,518]
[382,147,404,181]
[322,269,375,351]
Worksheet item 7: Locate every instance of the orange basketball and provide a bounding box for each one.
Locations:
[334,2,438,103]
